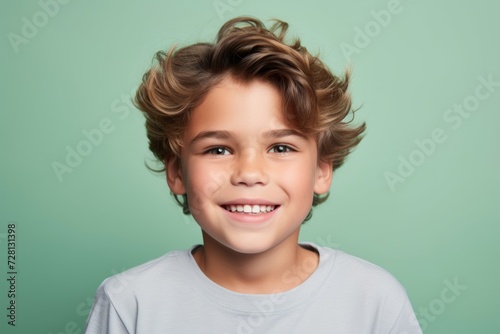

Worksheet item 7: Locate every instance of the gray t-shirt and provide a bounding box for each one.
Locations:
[84,244,422,333]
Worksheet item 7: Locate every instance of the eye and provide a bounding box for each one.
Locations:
[205,147,231,155]
[269,144,295,154]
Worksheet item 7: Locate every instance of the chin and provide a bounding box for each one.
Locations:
[220,236,287,256]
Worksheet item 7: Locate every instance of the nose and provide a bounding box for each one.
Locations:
[230,148,269,186]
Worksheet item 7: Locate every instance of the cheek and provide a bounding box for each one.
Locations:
[186,166,230,223]
[275,160,317,191]
[186,161,230,199]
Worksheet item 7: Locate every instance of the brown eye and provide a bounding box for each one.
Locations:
[206,147,230,155]
[269,145,294,154]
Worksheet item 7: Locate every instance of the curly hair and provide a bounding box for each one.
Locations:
[134,16,365,220]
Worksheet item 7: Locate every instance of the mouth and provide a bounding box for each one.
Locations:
[222,204,278,215]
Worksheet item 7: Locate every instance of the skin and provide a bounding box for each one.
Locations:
[166,76,333,294]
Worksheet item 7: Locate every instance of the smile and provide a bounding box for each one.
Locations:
[223,204,277,214]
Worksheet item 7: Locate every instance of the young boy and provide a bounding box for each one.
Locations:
[85,17,422,333]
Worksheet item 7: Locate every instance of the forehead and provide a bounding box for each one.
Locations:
[184,77,292,138]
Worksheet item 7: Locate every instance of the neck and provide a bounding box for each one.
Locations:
[192,231,319,294]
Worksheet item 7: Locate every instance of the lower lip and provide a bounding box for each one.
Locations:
[221,206,279,224]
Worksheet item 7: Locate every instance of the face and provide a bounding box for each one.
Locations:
[167,76,332,254]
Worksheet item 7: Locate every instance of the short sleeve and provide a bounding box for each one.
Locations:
[84,283,130,334]
[388,294,423,334]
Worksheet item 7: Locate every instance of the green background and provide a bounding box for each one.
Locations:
[1,0,499,333]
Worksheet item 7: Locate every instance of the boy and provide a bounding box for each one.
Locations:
[85,17,422,333]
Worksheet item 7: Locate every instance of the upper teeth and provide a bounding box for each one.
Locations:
[225,204,276,214]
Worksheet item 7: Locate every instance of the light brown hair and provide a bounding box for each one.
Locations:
[134,16,365,220]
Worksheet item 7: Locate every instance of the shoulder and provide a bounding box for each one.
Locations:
[311,246,422,332]
[85,247,199,332]
[314,245,410,308]
[97,248,193,305]
[340,250,405,288]
[320,246,406,291]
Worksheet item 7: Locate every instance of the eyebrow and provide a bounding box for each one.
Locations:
[263,129,308,140]
[189,130,232,145]
[189,129,307,145]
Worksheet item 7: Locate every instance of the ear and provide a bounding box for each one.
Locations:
[314,159,333,195]
[166,158,186,195]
